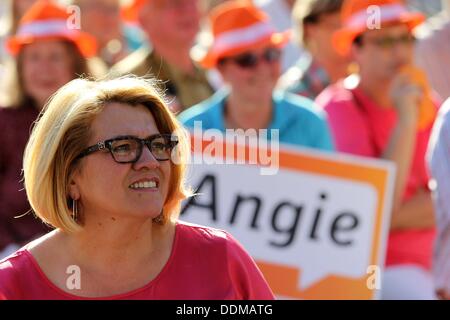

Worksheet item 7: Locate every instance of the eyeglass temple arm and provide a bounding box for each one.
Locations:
[78,141,107,159]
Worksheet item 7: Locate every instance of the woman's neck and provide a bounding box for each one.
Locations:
[152,42,194,75]
[65,215,170,272]
[313,55,349,83]
[225,92,273,131]
[28,216,175,298]
[358,74,393,109]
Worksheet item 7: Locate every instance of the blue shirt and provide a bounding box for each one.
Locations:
[177,89,334,151]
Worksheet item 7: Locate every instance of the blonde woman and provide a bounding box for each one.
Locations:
[0,76,275,300]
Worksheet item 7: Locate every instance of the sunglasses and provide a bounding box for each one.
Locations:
[363,34,416,49]
[76,134,179,163]
[219,47,282,69]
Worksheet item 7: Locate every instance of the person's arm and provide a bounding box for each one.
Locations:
[383,74,424,219]
[427,101,450,225]
[427,101,450,298]
[390,188,435,230]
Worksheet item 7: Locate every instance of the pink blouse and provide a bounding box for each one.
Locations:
[0,221,275,300]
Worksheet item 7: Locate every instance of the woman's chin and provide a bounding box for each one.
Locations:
[121,203,164,221]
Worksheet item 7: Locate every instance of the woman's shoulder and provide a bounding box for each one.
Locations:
[274,91,331,132]
[25,230,64,268]
[175,221,274,299]
[0,231,63,299]
[177,90,228,128]
[7,231,62,276]
[176,220,248,254]
[0,248,30,272]
[0,248,33,299]
[176,220,231,244]
[315,78,357,109]
[175,220,251,261]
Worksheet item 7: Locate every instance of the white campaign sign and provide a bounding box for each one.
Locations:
[180,138,395,299]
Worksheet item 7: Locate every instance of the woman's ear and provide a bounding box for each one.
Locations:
[303,23,315,51]
[350,44,361,65]
[68,171,81,201]
[216,62,225,76]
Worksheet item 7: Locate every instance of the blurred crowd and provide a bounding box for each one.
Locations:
[0,0,450,300]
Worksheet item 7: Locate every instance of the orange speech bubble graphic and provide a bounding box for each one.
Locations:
[186,134,394,299]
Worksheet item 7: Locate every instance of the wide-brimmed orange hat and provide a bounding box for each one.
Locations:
[197,0,291,69]
[121,0,147,23]
[333,0,425,56]
[7,0,97,57]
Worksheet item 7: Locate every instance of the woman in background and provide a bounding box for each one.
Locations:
[0,0,98,259]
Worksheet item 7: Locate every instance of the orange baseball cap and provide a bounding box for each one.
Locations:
[333,0,425,55]
[198,0,291,69]
[7,0,97,57]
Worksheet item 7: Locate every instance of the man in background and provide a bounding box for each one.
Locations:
[112,0,214,112]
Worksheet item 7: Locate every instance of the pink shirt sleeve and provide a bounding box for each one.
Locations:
[225,234,275,300]
[0,257,22,299]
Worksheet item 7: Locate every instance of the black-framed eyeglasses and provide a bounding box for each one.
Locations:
[76,134,179,163]
[219,47,282,69]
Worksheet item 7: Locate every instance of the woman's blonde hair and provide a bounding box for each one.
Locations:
[23,76,192,233]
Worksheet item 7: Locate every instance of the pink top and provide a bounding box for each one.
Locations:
[316,80,437,270]
[0,221,275,300]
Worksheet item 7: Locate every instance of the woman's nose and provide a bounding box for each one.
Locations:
[133,145,160,170]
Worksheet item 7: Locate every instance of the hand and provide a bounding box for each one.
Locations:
[390,188,435,230]
[389,73,423,124]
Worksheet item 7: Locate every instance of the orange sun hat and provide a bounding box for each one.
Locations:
[197,0,291,69]
[121,0,147,23]
[333,0,425,56]
[7,0,97,57]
